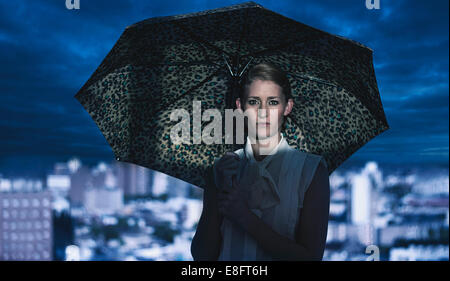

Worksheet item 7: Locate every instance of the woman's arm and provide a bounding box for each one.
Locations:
[234,160,330,261]
[190,167,224,261]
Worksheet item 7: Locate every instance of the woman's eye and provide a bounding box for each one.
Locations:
[248,100,259,106]
[269,100,279,105]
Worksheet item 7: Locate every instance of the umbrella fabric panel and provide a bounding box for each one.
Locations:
[282,76,389,175]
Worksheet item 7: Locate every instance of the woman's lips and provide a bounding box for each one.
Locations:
[257,122,270,126]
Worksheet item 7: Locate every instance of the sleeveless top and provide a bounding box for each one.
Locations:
[214,134,327,261]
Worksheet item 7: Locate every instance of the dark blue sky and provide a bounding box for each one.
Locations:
[0,0,448,176]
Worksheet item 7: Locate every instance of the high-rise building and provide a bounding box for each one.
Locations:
[47,162,72,198]
[0,189,53,261]
[115,162,153,196]
[149,171,190,198]
[351,174,371,225]
[84,187,123,215]
[69,166,91,207]
[166,175,190,198]
[350,162,383,246]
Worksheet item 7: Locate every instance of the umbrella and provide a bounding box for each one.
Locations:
[74,1,389,190]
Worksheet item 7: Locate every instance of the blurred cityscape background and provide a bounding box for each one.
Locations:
[0,157,448,261]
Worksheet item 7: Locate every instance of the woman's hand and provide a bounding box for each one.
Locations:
[213,151,240,191]
[217,175,250,225]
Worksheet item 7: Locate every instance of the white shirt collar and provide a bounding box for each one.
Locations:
[244,133,287,166]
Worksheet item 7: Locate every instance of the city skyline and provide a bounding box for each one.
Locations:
[1,154,447,260]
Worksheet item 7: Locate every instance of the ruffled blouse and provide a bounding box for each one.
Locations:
[214,134,327,261]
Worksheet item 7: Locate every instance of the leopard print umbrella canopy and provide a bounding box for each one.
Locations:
[74,1,389,189]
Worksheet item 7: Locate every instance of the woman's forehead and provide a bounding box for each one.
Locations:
[247,95,280,99]
[248,80,282,97]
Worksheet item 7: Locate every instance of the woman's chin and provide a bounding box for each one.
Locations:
[254,130,277,140]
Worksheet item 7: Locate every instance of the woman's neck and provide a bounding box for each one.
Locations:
[249,132,281,161]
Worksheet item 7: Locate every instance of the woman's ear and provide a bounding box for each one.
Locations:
[284,98,294,116]
[236,98,243,110]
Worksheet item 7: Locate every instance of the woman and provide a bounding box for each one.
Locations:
[191,62,330,261]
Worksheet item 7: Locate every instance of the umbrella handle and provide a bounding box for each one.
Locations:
[222,53,253,78]
[223,53,254,110]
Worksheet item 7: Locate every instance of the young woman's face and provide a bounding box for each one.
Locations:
[236,79,293,140]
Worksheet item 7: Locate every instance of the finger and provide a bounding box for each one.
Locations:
[216,158,240,172]
[219,176,234,189]
[225,151,240,160]
[232,175,237,186]
[218,190,232,200]
[216,164,239,176]
[220,167,239,176]
[219,159,240,170]
[218,201,228,212]
[221,153,240,165]
[230,175,238,190]
[217,193,229,202]
[222,152,239,161]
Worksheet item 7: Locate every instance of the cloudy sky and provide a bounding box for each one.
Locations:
[0,0,448,176]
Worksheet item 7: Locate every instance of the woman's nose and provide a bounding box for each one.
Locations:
[258,106,267,118]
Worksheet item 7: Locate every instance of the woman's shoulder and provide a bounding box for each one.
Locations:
[285,146,323,162]
[285,148,328,180]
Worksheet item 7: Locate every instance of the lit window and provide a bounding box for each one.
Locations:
[21,199,29,208]
[11,210,18,219]
[32,198,40,207]
[34,221,42,230]
[43,231,50,239]
[20,210,27,219]
[2,199,9,208]
[43,210,50,218]
[2,210,9,219]
[31,209,39,219]
[42,198,50,207]
[12,199,19,208]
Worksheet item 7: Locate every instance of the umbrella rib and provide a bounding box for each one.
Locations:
[243,8,253,64]
[241,32,325,59]
[150,60,221,68]
[156,66,224,111]
[235,7,250,73]
[294,74,339,87]
[173,21,233,58]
